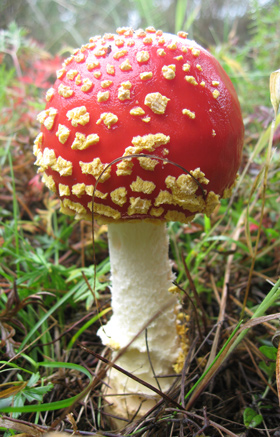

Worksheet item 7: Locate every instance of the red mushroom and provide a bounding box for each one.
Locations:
[33,27,244,422]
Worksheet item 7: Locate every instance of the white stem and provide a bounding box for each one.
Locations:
[98,221,180,395]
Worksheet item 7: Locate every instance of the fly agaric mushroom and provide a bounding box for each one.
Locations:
[33,27,244,422]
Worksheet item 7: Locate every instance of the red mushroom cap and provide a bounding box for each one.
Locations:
[34,27,244,223]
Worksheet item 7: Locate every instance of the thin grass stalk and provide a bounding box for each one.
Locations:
[241,71,279,317]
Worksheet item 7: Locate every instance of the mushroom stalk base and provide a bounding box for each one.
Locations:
[98,221,180,425]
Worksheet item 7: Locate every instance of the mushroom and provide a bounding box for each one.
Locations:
[33,27,244,422]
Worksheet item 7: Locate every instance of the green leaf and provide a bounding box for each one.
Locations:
[259,345,277,361]
[259,360,275,379]
[243,407,263,428]
[0,362,92,414]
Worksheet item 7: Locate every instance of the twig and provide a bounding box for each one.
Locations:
[206,210,245,368]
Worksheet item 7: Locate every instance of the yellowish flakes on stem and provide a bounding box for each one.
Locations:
[168,285,180,294]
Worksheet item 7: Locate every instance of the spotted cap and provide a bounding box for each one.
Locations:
[34,27,244,223]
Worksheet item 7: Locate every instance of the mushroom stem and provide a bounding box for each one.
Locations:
[98,221,180,409]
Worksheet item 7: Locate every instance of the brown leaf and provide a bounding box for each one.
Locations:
[0,381,28,398]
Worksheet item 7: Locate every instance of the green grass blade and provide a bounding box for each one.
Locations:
[66,307,111,350]
[175,0,188,33]
[18,287,78,352]
[0,361,92,414]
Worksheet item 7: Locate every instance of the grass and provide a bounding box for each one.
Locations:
[1,5,280,435]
